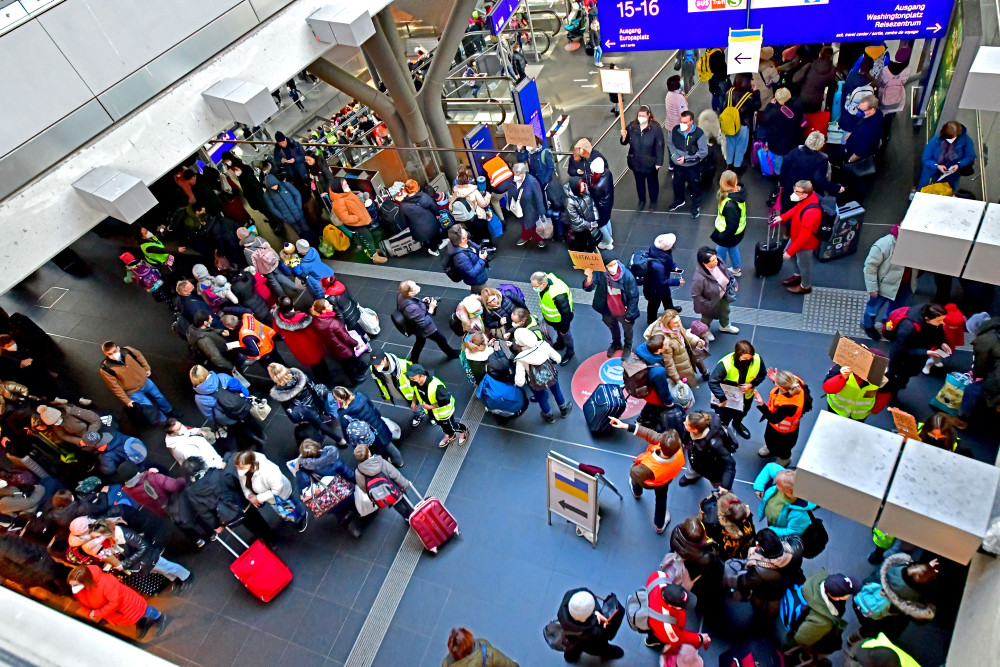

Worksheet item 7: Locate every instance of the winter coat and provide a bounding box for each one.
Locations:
[779,146,841,198]
[710,186,748,248]
[690,257,731,321]
[513,174,545,228]
[620,120,665,173]
[397,294,438,337]
[73,565,148,626]
[187,325,234,372]
[919,127,976,188]
[663,91,689,132]
[451,183,491,220]
[400,192,441,243]
[442,638,519,667]
[176,467,244,535]
[845,110,884,160]
[122,470,186,517]
[754,60,780,106]
[670,523,722,580]
[192,371,249,427]
[643,245,681,299]
[228,271,271,323]
[863,234,905,300]
[338,392,392,447]
[753,462,817,538]
[879,553,936,621]
[791,570,848,649]
[513,340,561,389]
[323,280,362,333]
[108,524,162,574]
[446,242,488,287]
[273,138,308,181]
[563,184,599,232]
[567,149,606,181]
[482,293,524,332]
[971,319,1000,406]
[355,454,409,492]
[269,368,332,423]
[889,305,945,377]
[590,171,614,224]
[234,166,268,213]
[295,445,354,491]
[272,308,326,365]
[759,101,805,156]
[793,58,837,109]
[683,414,737,489]
[49,405,102,446]
[236,453,293,505]
[583,265,640,321]
[99,346,152,404]
[312,310,357,360]
[643,320,702,384]
[242,235,280,275]
[0,535,63,589]
[736,536,804,601]
[515,146,556,186]
[556,588,607,647]
[307,161,336,195]
[780,191,822,256]
[292,247,335,282]
[262,173,304,224]
[329,191,372,227]
[165,426,224,468]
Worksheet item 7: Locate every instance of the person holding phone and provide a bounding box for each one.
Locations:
[396,280,459,363]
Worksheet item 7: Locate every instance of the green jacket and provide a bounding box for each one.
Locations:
[792,570,847,649]
[442,638,519,667]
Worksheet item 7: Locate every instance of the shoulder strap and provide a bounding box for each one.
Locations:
[481,642,488,667]
[734,92,752,110]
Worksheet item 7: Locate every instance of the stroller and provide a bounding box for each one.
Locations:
[564,15,585,43]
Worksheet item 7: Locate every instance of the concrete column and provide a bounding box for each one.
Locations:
[361,49,383,91]
[376,9,416,95]
[309,56,412,148]
[417,0,478,179]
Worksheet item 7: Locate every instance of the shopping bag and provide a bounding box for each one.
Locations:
[250,396,272,422]
[354,484,378,516]
[920,182,954,197]
[382,416,402,440]
[929,371,970,415]
[302,474,353,517]
[358,307,380,336]
[323,224,351,251]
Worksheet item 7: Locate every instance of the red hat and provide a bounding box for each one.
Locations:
[119,252,135,264]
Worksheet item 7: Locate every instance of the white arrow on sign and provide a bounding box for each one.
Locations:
[929,22,942,32]
[605,39,615,48]
[581,84,598,88]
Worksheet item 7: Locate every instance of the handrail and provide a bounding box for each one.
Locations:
[225,139,576,156]
[592,50,679,149]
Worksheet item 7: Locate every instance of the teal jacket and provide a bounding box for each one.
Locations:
[753,462,817,538]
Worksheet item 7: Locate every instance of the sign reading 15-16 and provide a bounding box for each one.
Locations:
[599,0,955,51]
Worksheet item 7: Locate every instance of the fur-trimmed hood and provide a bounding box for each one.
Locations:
[272,308,313,332]
[880,553,936,620]
[269,367,308,403]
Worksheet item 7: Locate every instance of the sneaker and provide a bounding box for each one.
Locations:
[606,343,622,358]
[457,430,469,445]
[667,201,684,212]
[172,573,193,594]
[730,268,742,277]
[704,331,716,342]
[427,248,440,257]
[644,636,664,649]
[194,539,206,549]
[439,434,456,448]
[537,240,546,248]
[719,325,740,334]
[596,61,605,67]
[335,439,348,449]
[655,513,671,533]
[622,346,633,360]
[690,206,700,218]
[758,445,772,457]
[78,398,93,406]
[542,412,555,423]
[637,201,646,211]
[559,403,574,418]
[438,238,450,249]
[597,241,611,250]
[559,352,575,366]
[516,238,528,246]
[632,487,641,500]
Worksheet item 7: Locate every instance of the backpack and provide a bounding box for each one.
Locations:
[172,312,191,341]
[443,251,466,283]
[880,72,906,109]
[525,359,557,391]
[855,582,892,620]
[804,196,839,242]
[250,245,280,274]
[391,310,413,337]
[450,197,475,222]
[497,283,526,305]
[212,386,251,421]
[365,475,403,508]
[378,198,402,233]
[720,89,752,136]
[621,358,651,398]
[629,250,652,285]
[882,307,916,341]
[800,511,828,558]
[697,48,720,81]
[779,584,810,632]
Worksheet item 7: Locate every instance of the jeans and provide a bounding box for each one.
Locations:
[594,45,603,65]
[959,379,985,419]
[786,250,814,289]
[646,294,676,325]
[725,125,750,168]
[701,299,731,328]
[532,380,567,416]
[410,330,458,363]
[152,556,190,582]
[127,379,172,423]
[266,270,300,299]
[633,170,659,205]
[672,164,703,207]
[630,480,670,530]
[136,605,162,629]
[598,222,613,246]
[862,284,911,329]
[716,244,741,271]
[601,313,635,350]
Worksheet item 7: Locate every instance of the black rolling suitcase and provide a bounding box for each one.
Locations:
[815,201,864,262]
[583,383,627,434]
[754,222,784,277]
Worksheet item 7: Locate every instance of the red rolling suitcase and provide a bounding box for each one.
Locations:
[218,527,292,602]
[406,489,458,553]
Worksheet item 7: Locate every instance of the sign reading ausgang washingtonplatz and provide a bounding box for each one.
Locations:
[598,0,953,51]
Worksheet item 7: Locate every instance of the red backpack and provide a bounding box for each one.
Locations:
[883,307,918,341]
[365,475,403,508]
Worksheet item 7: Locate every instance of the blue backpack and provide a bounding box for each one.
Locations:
[779,584,810,632]
[855,582,891,620]
[476,375,528,418]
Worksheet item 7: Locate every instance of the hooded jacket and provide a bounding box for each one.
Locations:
[753,462,817,538]
[178,467,244,534]
[236,452,292,505]
[355,454,409,492]
[669,524,722,579]
[192,371,249,426]
[880,553,936,622]
[441,638,519,667]
[515,146,556,185]
[971,318,1000,406]
[567,148,606,182]
[312,310,356,360]
[780,191,822,257]
[889,305,945,375]
[794,58,837,108]
[272,308,326,365]
[563,182,599,233]
[863,234,905,300]
[338,392,392,447]
[690,257,732,321]
[397,294,438,337]
[682,413,737,489]
[513,339,561,389]
[450,183,491,220]
[48,405,102,446]
[122,470,186,517]
[72,565,148,626]
[589,170,614,225]
[272,138,307,180]
[0,484,44,517]
[642,245,681,299]
[737,536,804,601]
[919,126,976,187]
[242,235,280,275]
[399,191,441,243]
[186,324,234,372]
[710,186,748,248]
[792,570,848,648]
[262,173,304,224]
[322,280,362,332]
[295,445,354,490]
[556,588,606,647]
[583,264,640,321]
[445,241,488,287]
[329,191,372,227]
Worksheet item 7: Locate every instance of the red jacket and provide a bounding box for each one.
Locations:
[780,192,822,256]
[942,303,966,350]
[122,470,186,517]
[73,565,147,626]
[311,310,356,360]
[272,309,326,365]
[646,571,704,652]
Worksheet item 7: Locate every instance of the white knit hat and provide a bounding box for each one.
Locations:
[514,327,540,349]
[568,591,595,622]
[295,239,311,254]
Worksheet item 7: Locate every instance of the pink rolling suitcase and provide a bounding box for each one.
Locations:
[405,489,458,553]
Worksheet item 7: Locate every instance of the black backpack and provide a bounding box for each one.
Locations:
[391,311,413,337]
[806,196,839,242]
[212,386,251,421]
[443,251,465,283]
[800,511,829,558]
[378,199,402,234]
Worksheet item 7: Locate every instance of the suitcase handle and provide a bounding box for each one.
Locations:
[215,526,250,559]
[401,485,426,509]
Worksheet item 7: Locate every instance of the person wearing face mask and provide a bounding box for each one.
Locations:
[620,105,665,211]
[137,225,184,271]
[775,180,822,295]
[838,95,883,195]
[68,565,167,639]
[99,341,173,425]
[589,158,615,249]
[397,281,460,363]
[690,247,739,339]
[708,339,765,439]
[668,111,709,218]
[779,132,844,215]
[369,348,424,428]
[510,163,547,248]
[884,303,949,404]
[221,152,269,218]
[567,138,606,182]
[918,120,976,191]
[583,250,640,359]
[514,143,556,189]
[36,403,102,447]
[530,271,575,365]
[260,160,318,246]
[753,369,810,466]
[329,178,387,263]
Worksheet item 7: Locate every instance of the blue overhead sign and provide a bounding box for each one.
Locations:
[513,79,547,143]
[488,0,522,35]
[598,0,953,51]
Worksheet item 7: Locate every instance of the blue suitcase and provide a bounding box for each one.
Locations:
[583,383,627,434]
[476,375,528,419]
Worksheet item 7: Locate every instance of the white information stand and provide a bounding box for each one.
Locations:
[547,451,600,546]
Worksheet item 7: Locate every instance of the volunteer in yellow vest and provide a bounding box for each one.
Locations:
[708,340,765,439]
[610,416,685,534]
[369,349,423,427]
[138,226,183,269]
[845,633,921,667]
[710,170,748,278]
[823,362,891,422]
[530,271,576,365]
[405,364,469,449]
[753,369,810,466]
[220,312,285,368]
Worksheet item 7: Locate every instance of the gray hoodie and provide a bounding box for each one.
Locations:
[355,454,409,492]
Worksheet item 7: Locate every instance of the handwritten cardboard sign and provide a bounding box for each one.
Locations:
[889,407,922,441]
[502,123,537,148]
[569,251,606,272]
[828,333,889,386]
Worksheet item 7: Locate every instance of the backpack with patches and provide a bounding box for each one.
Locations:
[698,48,721,81]
[882,307,917,341]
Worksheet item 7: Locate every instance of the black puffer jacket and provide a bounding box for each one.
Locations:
[620,120,666,173]
[556,588,605,648]
[399,192,440,243]
[115,525,163,574]
[325,280,362,333]
[0,534,65,588]
[269,368,331,423]
[590,171,615,225]
[175,468,243,537]
[736,536,805,601]
[228,271,271,323]
[397,294,438,337]
[482,295,523,331]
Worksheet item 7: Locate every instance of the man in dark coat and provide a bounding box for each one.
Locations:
[886,303,947,403]
[272,131,308,185]
[221,152,268,214]
[444,225,489,292]
[644,233,682,324]
[225,268,272,324]
[511,164,547,248]
[779,131,845,212]
[556,588,625,662]
[396,281,459,363]
[582,251,640,358]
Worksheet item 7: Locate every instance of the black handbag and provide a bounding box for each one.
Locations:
[842,156,876,179]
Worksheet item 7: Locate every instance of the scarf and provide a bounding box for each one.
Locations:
[746,542,794,570]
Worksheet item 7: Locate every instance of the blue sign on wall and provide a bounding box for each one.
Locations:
[598,0,954,51]
[463,123,495,176]
[489,0,522,35]
[513,79,547,143]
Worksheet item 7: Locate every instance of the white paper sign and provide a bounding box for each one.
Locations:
[712,383,746,410]
[727,28,763,75]
[599,68,633,95]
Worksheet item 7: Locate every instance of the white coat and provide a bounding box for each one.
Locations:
[236,454,293,504]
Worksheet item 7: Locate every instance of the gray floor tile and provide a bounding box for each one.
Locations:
[290,597,351,656]
[196,617,253,667]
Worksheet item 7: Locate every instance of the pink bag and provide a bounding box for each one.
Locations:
[751,140,764,167]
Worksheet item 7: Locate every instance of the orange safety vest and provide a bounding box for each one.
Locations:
[483,156,513,187]
[635,443,685,487]
[239,313,275,359]
[767,381,805,433]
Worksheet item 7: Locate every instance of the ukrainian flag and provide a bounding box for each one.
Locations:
[554,472,589,502]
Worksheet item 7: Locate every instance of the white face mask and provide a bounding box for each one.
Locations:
[606,262,619,274]
[143,229,154,239]
[71,584,85,594]
[112,351,122,361]
[232,169,241,177]
[790,193,803,202]
[514,174,525,184]
[945,136,957,144]
[679,123,690,132]
[412,285,421,296]
[638,116,648,126]
[6,343,16,352]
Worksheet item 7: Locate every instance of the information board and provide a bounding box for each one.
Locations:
[513,79,547,143]
[462,123,495,177]
[547,451,599,543]
[488,0,522,35]
[598,0,955,51]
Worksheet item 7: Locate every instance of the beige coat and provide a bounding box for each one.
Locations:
[643,321,704,385]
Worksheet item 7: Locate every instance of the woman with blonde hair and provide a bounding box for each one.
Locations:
[455,295,486,336]
[480,286,525,338]
[753,369,810,465]
[189,364,264,451]
[710,170,748,278]
[268,363,346,447]
[234,450,308,532]
[643,309,709,385]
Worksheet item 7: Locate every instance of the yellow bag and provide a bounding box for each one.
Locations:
[323,224,351,252]
[920,182,953,197]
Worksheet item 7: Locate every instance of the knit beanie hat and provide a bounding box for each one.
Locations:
[192,264,210,280]
[37,405,61,426]
[568,591,595,622]
[756,528,784,559]
[275,131,287,143]
[591,157,605,174]
[967,312,991,335]
[295,239,311,254]
[69,516,91,536]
